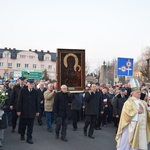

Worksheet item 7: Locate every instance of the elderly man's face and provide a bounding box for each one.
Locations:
[39,83,44,89]
[61,85,68,93]
[48,84,53,91]
[132,90,141,99]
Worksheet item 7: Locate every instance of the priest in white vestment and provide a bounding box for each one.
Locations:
[115,78,150,150]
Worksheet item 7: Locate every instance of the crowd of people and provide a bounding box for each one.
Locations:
[0,77,150,149]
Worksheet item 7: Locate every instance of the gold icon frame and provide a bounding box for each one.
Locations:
[56,48,85,92]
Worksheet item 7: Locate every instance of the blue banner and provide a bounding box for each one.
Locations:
[117,57,134,76]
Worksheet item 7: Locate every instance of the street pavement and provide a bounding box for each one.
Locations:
[1,118,150,150]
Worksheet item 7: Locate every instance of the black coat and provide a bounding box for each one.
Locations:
[140,93,146,100]
[96,90,104,112]
[17,88,40,119]
[53,91,72,118]
[5,88,12,112]
[10,84,27,109]
[0,112,7,129]
[84,92,101,116]
[126,87,131,98]
[71,93,83,111]
[37,88,47,108]
[113,94,128,117]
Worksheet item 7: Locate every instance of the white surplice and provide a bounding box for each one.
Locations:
[117,98,149,150]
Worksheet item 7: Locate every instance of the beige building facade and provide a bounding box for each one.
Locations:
[0,48,56,80]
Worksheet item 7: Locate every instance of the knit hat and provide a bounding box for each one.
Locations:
[103,85,108,89]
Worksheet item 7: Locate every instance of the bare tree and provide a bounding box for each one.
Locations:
[93,66,101,83]
[107,59,116,85]
[85,61,90,76]
[138,47,150,82]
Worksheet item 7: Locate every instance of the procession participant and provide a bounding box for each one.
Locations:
[101,86,111,127]
[0,91,8,147]
[116,78,150,150]
[83,83,103,139]
[44,83,56,132]
[53,84,72,142]
[17,79,39,144]
[10,77,27,133]
[70,93,83,131]
[95,82,104,130]
[113,88,128,133]
[37,81,47,126]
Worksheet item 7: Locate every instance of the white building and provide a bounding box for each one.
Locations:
[0,47,56,80]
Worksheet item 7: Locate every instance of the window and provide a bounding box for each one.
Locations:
[8,63,12,68]
[20,55,26,58]
[41,64,44,69]
[4,53,9,58]
[16,63,21,68]
[48,65,52,70]
[25,64,29,68]
[29,56,35,59]
[45,57,49,60]
[0,62,3,67]
[33,64,36,68]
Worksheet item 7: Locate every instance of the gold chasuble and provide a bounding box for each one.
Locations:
[115,97,150,150]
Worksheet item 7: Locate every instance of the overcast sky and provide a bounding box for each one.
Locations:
[1,0,150,71]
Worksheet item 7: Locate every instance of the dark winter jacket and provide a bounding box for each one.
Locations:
[17,88,40,119]
[10,84,27,109]
[0,112,7,129]
[5,88,12,112]
[84,92,101,116]
[71,93,83,111]
[37,88,47,108]
[53,91,72,118]
[96,90,104,112]
[113,94,128,117]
